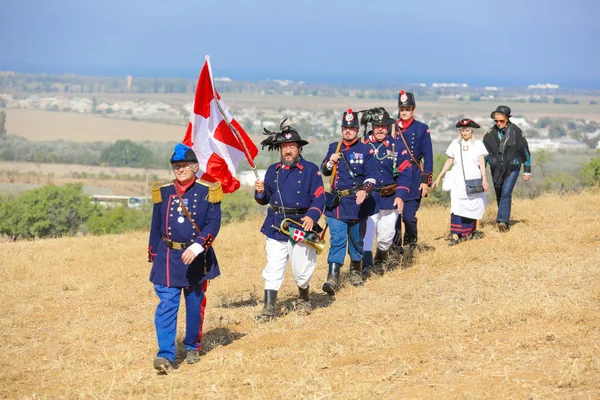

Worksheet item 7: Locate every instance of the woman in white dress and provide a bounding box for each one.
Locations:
[433,119,489,245]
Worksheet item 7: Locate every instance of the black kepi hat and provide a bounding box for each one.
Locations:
[341,108,359,128]
[398,90,416,107]
[455,118,481,129]
[170,143,198,164]
[490,105,512,119]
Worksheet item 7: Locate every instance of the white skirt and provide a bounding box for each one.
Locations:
[449,177,486,220]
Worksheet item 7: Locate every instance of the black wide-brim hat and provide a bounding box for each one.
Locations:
[260,118,309,151]
[275,130,309,147]
[490,105,512,119]
[455,118,481,129]
[371,110,396,126]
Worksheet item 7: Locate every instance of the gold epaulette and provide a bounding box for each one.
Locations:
[195,179,224,203]
[150,181,173,204]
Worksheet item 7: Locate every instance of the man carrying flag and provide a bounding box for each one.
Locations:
[148,143,223,373]
[254,118,326,320]
[148,57,258,372]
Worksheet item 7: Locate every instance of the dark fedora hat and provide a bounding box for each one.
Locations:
[260,118,309,151]
[490,105,512,119]
[455,118,481,129]
[170,143,198,164]
[398,90,416,107]
[341,108,360,128]
[371,110,396,126]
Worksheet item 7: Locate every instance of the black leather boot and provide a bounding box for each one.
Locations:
[373,248,388,276]
[296,286,312,315]
[402,243,417,269]
[362,250,374,279]
[322,263,342,295]
[348,260,364,287]
[255,289,278,321]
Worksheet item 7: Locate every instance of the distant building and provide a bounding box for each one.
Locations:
[527,138,560,152]
[431,83,468,88]
[527,83,559,90]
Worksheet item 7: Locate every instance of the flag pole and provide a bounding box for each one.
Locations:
[205,55,260,180]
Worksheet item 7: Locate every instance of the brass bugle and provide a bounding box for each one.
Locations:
[273,218,326,255]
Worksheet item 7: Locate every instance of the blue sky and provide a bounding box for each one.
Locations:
[1,0,599,87]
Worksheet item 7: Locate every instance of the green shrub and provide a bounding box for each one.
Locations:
[87,205,152,235]
[0,184,100,240]
[579,155,600,187]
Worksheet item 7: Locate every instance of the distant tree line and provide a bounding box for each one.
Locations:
[0,131,330,172]
[0,135,176,168]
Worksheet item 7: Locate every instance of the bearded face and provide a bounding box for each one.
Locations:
[280,142,300,166]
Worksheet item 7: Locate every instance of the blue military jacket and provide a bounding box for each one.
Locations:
[149,180,221,287]
[392,120,433,200]
[362,133,413,211]
[254,157,325,241]
[321,139,378,221]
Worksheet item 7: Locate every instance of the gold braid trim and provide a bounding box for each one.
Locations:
[150,181,172,204]
[195,179,224,203]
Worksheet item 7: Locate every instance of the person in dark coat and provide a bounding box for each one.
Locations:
[148,143,223,373]
[360,109,412,277]
[482,106,531,232]
[320,109,378,294]
[254,119,326,320]
[389,91,434,262]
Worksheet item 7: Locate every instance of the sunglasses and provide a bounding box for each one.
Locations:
[494,119,507,123]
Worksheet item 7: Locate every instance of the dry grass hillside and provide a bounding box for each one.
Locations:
[1,190,599,399]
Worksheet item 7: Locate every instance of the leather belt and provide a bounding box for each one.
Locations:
[335,187,360,197]
[270,205,309,215]
[161,236,194,250]
[410,159,422,165]
[376,183,397,196]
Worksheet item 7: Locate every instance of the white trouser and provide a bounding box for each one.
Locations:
[364,209,399,252]
[263,238,317,291]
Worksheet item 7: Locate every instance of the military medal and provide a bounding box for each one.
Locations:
[178,216,185,224]
[177,206,182,212]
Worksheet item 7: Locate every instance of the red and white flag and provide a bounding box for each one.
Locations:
[182,60,258,193]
